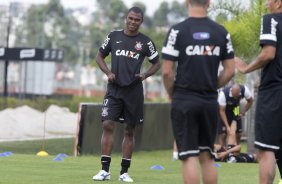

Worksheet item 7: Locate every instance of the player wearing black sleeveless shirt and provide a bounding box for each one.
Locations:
[93,7,160,182]
[236,0,282,183]
[162,0,235,183]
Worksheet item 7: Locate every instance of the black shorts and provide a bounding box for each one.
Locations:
[171,96,218,160]
[255,89,282,151]
[217,116,242,134]
[101,82,144,124]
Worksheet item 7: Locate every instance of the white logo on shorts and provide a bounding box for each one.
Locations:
[102,107,108,117]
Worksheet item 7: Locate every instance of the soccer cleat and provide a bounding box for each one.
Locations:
[226,156,237,163]
[119,173,134,182]
[92,170,111,181]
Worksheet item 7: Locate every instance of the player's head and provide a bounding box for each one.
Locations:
[186,0,210,8]
[266,0,282,13]
[125,7,143,34]
[231,84,241,99]
[126,7,144,20]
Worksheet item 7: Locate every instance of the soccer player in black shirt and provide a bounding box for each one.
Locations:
[92,7,160,182]
[162,0,235,183]
[236,0,282,183]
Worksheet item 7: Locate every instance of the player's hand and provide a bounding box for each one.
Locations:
[107,72,116,82]
[135,73,146,81]
[217,152,227,160]
[235,57,247,74]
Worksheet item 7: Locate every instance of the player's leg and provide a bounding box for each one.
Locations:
[257,150,276,184]
[236,133,242,146]
[236,118,242,145]
[93,119,115,181]
[119,83,142,182]
[217,133,226,147]
[225,121,238,163]
[255,90,282,184]
[200,152,217,184]
[217,120,227,146]
[171,97,201,184]
[182,157,200,184]
[172,140,179,160]
[275,146,282,183]
[101,120,116,169]
[199,99,218,184]
[100,95,122,173]
[93,90,122,181]
[118,123,135,182]
[227,120,237,146]
[121,123,135,174]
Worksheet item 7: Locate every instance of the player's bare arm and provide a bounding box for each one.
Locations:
[217,58,235,88]
[96,51,115,82]
[135,59,160,81]
[240,97,253,116]
[219,105,230,133]
[162,60,175,100]
[235,45,276,74]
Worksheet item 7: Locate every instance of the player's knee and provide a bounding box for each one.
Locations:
[124,129,134,138]
[102,121,115,133]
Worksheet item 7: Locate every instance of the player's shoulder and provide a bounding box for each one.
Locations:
[262,13,282,22]
[168,19,188,32]
[262,13,275,23]
[181,18,228,34]
[138,32,154,43]
[108,29,123,36]
[263,13,277,19]
[211,21,229,34]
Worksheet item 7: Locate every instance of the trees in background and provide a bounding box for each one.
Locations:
[14,0,83,64]
[2,0,265,66]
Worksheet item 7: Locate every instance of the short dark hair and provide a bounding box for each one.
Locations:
[189,0,209,6]
[127,7,144,19]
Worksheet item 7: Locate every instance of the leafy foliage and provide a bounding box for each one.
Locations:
[218,0,267,60]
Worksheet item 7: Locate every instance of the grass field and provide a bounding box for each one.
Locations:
[0,138,280,184]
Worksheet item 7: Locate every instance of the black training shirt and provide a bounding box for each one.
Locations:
[259,13,282,91]
[162,17,234,99]
[99,30,159,87]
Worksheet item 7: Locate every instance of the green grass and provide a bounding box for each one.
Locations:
[0,139,280,184]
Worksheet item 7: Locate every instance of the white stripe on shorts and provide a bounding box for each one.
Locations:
[199,146,217,157]
[254,141,279,150]
[179,150,199,156]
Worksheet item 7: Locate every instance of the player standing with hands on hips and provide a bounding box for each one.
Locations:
[92,7,160,182]
[162,0,235,183]
[235,0,282,183]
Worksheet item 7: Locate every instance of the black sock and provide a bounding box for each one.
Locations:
[275,149,282,178]
[120,158,131,175]
[101,156,111,172]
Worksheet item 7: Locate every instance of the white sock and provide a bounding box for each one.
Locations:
[173,152,178,160]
